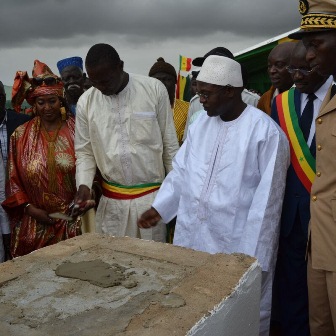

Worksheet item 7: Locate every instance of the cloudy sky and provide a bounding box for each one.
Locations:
[0,0,301,85]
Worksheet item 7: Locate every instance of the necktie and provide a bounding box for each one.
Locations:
[331,83,336,99]
[300,93,316,142]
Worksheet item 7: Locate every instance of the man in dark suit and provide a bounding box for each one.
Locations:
[0,81,31,163]
[271,41,332,336]
[0,80,30,260]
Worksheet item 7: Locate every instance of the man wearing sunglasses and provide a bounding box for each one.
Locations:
[138,55,290,336]
[271,41,332,336]
[182,47,260,142]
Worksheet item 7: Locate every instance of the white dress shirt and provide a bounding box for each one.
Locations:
[300,76,333,146]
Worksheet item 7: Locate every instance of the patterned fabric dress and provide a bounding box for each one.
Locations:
[2,116,80,257]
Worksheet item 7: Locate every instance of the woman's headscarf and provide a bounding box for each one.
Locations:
[12,60,64,113]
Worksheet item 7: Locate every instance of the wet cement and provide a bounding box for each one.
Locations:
[55,260,128,288]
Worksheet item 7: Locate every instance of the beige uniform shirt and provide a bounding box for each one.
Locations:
[310,83,336,272]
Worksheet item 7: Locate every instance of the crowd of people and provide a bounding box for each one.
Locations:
[1,0,336,335]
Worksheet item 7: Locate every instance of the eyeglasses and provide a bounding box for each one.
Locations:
[32,77,60,87]
[196,86,228,100]
[286,66,315,76]
[267,63,287,72]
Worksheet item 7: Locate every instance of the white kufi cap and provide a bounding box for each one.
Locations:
[197,55,243,87]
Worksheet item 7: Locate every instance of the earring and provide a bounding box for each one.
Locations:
[33,105,37,115]
[60,106,66,121]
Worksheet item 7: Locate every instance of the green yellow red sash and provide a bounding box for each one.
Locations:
[101,178,161,200]
[275,88,316,192]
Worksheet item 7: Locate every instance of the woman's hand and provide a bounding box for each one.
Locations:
[26,204,54,225]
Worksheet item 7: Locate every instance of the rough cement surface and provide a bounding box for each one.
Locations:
[0,234,256,336]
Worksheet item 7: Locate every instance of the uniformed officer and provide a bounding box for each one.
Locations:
[289,1,336,334]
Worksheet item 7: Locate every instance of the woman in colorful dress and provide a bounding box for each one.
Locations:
[2,60,81,257]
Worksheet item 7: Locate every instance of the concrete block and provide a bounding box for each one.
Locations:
[0,234,261,335]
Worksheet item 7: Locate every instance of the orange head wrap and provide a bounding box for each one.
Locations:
[11,60,64,112]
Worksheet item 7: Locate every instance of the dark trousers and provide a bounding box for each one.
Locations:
[274,213,310,336]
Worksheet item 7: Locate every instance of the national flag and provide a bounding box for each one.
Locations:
[176,73,192,102]
[179,55,192,72]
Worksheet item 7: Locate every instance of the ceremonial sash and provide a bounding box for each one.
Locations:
[275,89,316,192]
[101,178,161,200]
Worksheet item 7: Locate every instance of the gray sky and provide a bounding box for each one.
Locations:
[0,0,301,85]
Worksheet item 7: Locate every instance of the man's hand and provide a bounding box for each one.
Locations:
[73,185,96,216]
[137,207,162,229]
